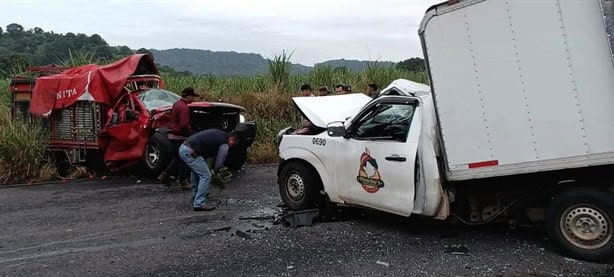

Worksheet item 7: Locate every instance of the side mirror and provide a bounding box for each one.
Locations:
[327,121,346,137]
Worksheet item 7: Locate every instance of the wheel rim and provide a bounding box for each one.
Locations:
[286,172,305,202]
[146,142,160,168]
[560,204,612,250]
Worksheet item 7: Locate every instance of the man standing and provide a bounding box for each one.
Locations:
[335,84,345,94]
[179,129,238,211]
[158,87,197,188]
[335,84,351,94]
[367,83,379,98]
[300,84,314,97]
[318,86,330,96]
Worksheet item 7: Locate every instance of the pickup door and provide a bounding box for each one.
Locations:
[99,93,150,167]
[334,97,421,216]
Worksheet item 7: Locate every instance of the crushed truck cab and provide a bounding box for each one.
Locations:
[10,54,256,173]
[277,80,447,218]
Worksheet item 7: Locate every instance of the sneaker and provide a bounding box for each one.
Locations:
[193,204,216,211]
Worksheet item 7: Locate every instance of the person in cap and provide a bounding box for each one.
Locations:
[180,129,239,211]
[318,86,330,96]
[300,84,314,97]
[158,87,198,188]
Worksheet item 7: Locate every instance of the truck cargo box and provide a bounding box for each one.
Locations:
[420,0,614,181]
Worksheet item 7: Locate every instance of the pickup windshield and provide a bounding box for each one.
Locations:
[139,88,181,111]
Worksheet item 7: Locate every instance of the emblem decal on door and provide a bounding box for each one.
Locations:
[356,147,385,193]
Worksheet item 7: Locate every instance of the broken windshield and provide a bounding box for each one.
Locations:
[139,88,181,111]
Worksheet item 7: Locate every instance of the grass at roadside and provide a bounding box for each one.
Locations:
[163,66,428,164]
[0,109,58,185]
[0,63,427,183]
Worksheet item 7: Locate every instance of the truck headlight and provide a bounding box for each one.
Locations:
[239,113,247,123]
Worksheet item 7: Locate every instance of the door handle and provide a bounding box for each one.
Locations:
[385,155,406,162]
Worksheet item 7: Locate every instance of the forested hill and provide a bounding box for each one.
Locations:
[149,48,312,76]
[0,23,424,76]
[0,23,133,75]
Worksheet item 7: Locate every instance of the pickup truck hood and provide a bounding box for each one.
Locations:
[292,94,372,128]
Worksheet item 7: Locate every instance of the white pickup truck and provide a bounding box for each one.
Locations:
[276,0,614,261]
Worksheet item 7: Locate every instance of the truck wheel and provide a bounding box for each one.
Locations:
[279,161,322,210]
[144,132,171,175]
[546,187,614,261]
[225,147,248,171]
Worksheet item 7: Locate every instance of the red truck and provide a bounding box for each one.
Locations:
[10,54,255,174]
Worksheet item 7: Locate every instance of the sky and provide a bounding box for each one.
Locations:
[0,0,442,65]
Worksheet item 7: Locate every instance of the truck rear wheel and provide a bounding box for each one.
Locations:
[144,132,171,175]
[279,161,322,210]
[546,187,614,261]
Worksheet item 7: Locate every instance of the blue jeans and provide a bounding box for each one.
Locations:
[179,144,211,208]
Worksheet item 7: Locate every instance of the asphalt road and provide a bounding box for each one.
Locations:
[0,165,612,277]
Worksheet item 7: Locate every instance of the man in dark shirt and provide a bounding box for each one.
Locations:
[158,87,197,187]
[179,129,238,211]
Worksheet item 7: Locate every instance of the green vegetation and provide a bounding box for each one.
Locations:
[0,23,132,78]
[0,110,57,185]
[0,25,429,183]
[163,64,428,164]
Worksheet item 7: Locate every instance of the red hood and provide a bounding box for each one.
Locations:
[30,54,158,117]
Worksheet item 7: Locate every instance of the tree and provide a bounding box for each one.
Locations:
[115,46,133,56]
[89,34,105,45]
[6,23,24,34]
[136,48,154,61]
[396,57,425,72]
[34,27,44,34]
[0,26,3,36]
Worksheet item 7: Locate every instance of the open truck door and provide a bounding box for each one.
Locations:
[99,93,150,169]
[330,96,422,216]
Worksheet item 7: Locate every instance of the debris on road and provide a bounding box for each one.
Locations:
[446,244,469,255]
[236,230,252,240]
[213,226,232,232]
[376,260,390,267]
[282,208,319,228]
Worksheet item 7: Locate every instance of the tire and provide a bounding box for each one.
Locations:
[225,147,248,171]
[546,187,614,262]
[144,132,171,175]
[278,161,322,210]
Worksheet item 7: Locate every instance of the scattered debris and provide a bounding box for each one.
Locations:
[376,260,390,267]
[238,216,276,221]
[213,226,232,232]
[287,265,294,270]
[446,244,469,255]
[282,209,319,228]
[235,230,252,239]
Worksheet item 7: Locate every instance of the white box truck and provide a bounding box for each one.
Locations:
[276,0,614,261]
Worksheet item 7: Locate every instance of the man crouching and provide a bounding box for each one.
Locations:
[179,129,238,211]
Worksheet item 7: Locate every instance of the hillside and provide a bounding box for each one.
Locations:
[316,59,395,71]
[0,23,418,76]
[150,48,312,76]
[149,48,396,76]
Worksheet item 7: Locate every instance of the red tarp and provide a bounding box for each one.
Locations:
[30,54,158,116]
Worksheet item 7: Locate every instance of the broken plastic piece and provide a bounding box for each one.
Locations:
[282,209,319,228]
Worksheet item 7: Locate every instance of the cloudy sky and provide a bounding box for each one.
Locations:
[0,0,441,65]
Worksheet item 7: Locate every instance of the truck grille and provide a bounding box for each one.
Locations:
[47,101,104,142]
